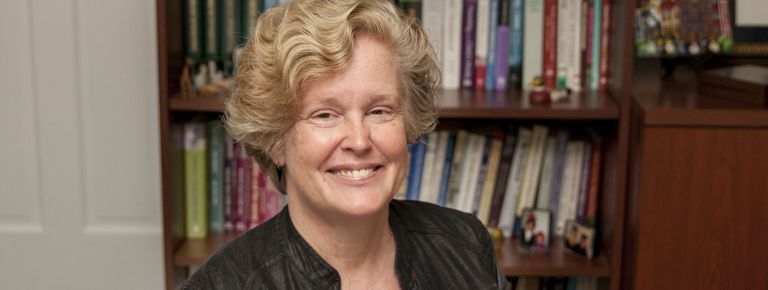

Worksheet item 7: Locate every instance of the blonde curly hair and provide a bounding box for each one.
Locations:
[225,0,440,192]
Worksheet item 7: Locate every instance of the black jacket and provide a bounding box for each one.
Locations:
[182,200,506,289]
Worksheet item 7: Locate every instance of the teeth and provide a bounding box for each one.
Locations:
[334,168,375,178]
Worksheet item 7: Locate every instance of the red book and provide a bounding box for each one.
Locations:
[249,160,262,229]
[598,0,611,92]
[233,142,252,232]
[542,0,558,88]
[585,136,602,226]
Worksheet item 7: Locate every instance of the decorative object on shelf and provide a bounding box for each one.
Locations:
[563,219,596,259]
[698,64,768,107]
[517,208,551,252]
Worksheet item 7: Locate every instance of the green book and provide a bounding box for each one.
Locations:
[184,122,208,239]
[185,0,205,61]
[207,119,225,233]
[240,0,261,45]
[205,0,220,60]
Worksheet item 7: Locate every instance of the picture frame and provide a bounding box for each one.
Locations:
[563,220,596,259]
[517,208,551,251]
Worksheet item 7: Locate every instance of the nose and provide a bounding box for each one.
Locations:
[340,116,373,153]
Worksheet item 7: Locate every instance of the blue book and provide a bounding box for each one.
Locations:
[437,132,458,206]
[485,0,499,91]
[406,136,428,201]
[508,0,524,88]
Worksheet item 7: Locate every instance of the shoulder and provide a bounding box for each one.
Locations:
[181,210,289,289]
[390,200,491,251]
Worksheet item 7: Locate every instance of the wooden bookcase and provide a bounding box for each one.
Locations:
[155,0,639,289]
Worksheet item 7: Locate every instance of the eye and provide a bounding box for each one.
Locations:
[315,112,333,119]
[305,110,342,127]
[367,107,397,123]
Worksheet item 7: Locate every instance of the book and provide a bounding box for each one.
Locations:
[516,125,549,216]
[498,127,532,237]
[406,140,427,200]
[585,134,602,226]
[508,0,524,89]
[443,0,463,89]
[589,0,601,90]
[458,133,486,213]
[476,132,504,225]
[437,131,457,206]
[485,0,499,91]
[556,140,584,235]
[445,130,470,209]
[205,0,220,60]
[234,142,252,232]
[576,140,592,222]
[488,131,516,228]
[494,0,511,90]
[430,131,450,204]
[240,0,261,44]
[207,119,226,233]
[186,0,205,61]
[223,135,235,231]
[542,0,557,88]
[422,0,444,61]
[184,122,208,238]
[249,160,262,228]
[474,0,490,90]
[460,0,478,89]
[598,0,611,92]
[471,134,493,216]
[535,134,557,209]
[418,132,437,204]
[522,0,544,87]
[220,0,241,69]
[548,128,569,234]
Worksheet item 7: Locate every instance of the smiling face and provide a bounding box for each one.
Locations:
[272,34,408,219]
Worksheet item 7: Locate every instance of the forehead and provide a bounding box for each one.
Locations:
[299,34,401,106]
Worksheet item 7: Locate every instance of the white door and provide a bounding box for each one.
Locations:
[0,0,163,289]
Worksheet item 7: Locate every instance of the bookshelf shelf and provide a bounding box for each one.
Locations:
[174,233,239,266]
[497,238,611,278]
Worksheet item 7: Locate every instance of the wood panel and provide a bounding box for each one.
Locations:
[634,126,768,290]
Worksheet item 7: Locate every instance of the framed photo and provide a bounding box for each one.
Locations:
[564,220,596,259]
[517,208,551,251]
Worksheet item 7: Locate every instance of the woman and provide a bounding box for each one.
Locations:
[182,0,505,289]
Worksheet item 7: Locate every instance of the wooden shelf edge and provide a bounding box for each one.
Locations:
[173,232,239,266]
[496,237,612,278]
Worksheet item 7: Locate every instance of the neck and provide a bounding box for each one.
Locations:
[287,198,396,275]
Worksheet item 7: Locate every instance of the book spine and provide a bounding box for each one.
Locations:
[220,0,239,65]
[516,125,549,216]
[418,133,437,203]
[474,0,489,91]
[458,134,482,212]
[437,131,457,206]
[471,136,491,215]
[598,0,610,92]
[443,0,463,89]
[508,0,524,89]
[535,135,557,209]
[422,0,444,61]
[186,0,205,61]
[576,141,592,221]
[430,131,450,203]
[485,0,499,91]
[207,120,225,233]
[585,1,594,86]
[488,132,516,228]
[263,0,278,10]
[241,0,260,44]
[234,142,252,232]
[460,0,478,89]
[446,130,469,209]
[556,0,568,89]
[498,127,532,237]
[477,133,504,225]
[223,135,235,231]
[585,136,602,226]
[406,140,427,200]
[589,0,601,90]
[522,0,544,87]
[548,129,568,234]
[542,0,558,88]
[184,122,208,238]
[564,0,584,91]
[494,0,511,90]
[205,0,219,60]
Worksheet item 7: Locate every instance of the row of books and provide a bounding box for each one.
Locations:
[412,0,612,92]
[511,276,599,290]
[634,0,734,57]
[181,119,285,239]
[398,126,602,238]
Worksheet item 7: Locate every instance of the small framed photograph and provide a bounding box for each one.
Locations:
[563,220,596,259]
[517,208,551,251]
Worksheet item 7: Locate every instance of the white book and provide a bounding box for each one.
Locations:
[430,131,450,202]
[458,134,484,213]
[442,0,463,89]
[516,125,549,216]
[468,135,489,215]
[535,135,558,209]
[564,0,583,91]
[422,0,444,61]
[556,0,568,87]
[475,0,490,88]
[419,132,438,204]
[498,127,532,237]
[555,140,584,235]
[522,0,544,87]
